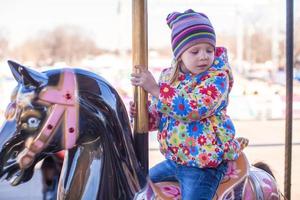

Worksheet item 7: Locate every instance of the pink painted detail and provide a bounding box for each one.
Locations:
[251,168,280,199]
[34,140,44,148]
[260,176,280,199]
[4,102,16,119]
[159,184,181,199]
[223,161,241,179]
[18,149,36,169]
[17,70,78,169]
[40,104,65,137]
[65,93,72,100]
[39,70,77,106]
[47,124,53,130]
[22,156,32,166]
[38,70,78,149]
[64,105,78,149]
[243,178,255,200]
[18,105,65,169]
[146,184,154,199]
[26,150,35,157]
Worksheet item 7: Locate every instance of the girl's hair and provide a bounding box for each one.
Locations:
[169,59,181,84]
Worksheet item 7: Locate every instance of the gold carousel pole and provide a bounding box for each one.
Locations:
[284,0,293,199]
[132,0,149,175]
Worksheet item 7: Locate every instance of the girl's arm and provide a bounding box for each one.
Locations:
[156,66,230,122]
[148,97,160,131]
[129,99,159,131]
[217,131,241,160]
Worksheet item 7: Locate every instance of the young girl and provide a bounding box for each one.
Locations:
[130,9,247,200]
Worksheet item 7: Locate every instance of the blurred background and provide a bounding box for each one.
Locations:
[0,0,299,199]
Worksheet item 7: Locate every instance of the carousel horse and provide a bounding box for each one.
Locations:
[0,60,283,200]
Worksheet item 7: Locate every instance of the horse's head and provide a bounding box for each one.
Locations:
[0,61,81,185]
[0,61,141,191]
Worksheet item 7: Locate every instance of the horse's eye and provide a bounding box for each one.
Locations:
[27,117,40,128]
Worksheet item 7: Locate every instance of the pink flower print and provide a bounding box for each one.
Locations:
[188,110,200,120]
[199,153,209,165]
[197,135,207,145]
[203,96,213,106]
[160,83,175,98]
[224,143,230,152]
[185,137,196,146]
[161,130,167,139]
[178,74,185,81]
[207,160,219,168]
[182,147,190,156]
[200,85,219,100]
[201,74,211,81]
[212,139,217,145]
[189,100,197,109]
[215,47,225,57]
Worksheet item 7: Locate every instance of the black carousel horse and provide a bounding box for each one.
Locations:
[0,61,146,199]
[0,61,282,199]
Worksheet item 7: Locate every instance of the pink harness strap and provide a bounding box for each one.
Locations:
[18,69,78,169]
[39,69,78,149]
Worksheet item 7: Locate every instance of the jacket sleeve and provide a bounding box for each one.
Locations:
[222,138,240,161]
[148,97,160,131]
[157,70,230,122]
[215,118,241,160]
[147,69,169,131]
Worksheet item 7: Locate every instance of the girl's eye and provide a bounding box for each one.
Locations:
[191,51,198,54]
[206,49,214,53]
[27,117,40,128]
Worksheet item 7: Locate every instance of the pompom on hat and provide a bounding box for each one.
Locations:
[167,9,216,59]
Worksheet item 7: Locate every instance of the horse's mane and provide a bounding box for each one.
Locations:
[253,162,275,178]
[73,69,146,198]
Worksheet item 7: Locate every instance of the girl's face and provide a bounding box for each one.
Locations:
[180,43,215,75]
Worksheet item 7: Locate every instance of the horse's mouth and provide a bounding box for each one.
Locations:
[6,169,25,186]
[0,162,26,186]
[0,152,35,186]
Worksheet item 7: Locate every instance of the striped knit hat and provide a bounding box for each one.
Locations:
[167,9,216,59]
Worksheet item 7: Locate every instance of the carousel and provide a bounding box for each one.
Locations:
[0,0,294,199]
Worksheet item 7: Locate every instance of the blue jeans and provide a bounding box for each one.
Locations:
[149,159,227,200]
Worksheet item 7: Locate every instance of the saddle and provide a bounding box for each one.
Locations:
[149,152,249,200]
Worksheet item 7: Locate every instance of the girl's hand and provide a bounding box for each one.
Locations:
[237,137,249,152]
[131,65,160,98]
[129,101,136,118]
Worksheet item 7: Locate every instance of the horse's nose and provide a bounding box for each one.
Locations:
[0,120,17,150]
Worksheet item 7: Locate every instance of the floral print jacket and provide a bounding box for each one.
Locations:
[148,47,240,168]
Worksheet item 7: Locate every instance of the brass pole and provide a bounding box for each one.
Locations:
[284,0,293,199]
[132,0,148,174]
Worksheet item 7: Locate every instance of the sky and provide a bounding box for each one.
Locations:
[0,0,298,50]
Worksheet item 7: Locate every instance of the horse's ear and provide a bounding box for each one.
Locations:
[8,60,48,87]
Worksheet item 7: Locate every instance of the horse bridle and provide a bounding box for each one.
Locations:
[17,69,78,169]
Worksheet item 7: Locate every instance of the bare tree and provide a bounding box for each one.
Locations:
[11,26,102,67]
[248,31,272,63]
[44,26,101,65]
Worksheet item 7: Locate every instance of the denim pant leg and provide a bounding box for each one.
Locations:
[149,159,178,183]
[177,162,228,200]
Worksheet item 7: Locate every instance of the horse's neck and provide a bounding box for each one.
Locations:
[57,141,144,200]
[57,144,103,200]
